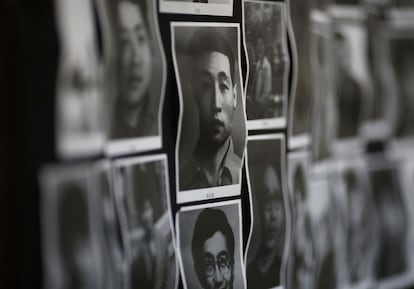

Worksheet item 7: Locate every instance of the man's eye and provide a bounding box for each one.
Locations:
[217,256,230,268]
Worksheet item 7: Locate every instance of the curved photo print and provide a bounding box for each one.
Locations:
[159,0,234,17]
[245,134,289,289]
[40,164,105,289]
[104,0,166,156]
[176,200,246,289]
[243,0,290,130]
[112,155,179,289]
[287,0,312,149]
[55,0,105,158]
[172,22,246,204]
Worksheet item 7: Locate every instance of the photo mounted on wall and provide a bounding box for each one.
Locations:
[171,22,246,204]
[103,0,166,156]
[112,155,178,289]
[245,134,289,289]
[329,6,373,155]
[380,9,414,148]
[368,157,411,288]
[287,0,312,149]
[330,159,378,289]
[91,161,126,289]
[40,164,105,289]
[286,150,317,289]
[243,0,290,130]
[309,11,335,164]
[176,200,246,289]
[159,0,234,17]
[55,0,105,158]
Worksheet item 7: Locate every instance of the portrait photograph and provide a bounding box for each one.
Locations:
[379,10,414,147]
[55,0,105,158]
[243,0,289,130]
[40,164,105,289]
[159,0,234,17]
[286,151,318,289]
[103,0,166,156]
[309,13,336,163]
[329,6,374,155]
[91,161,126,289]
[331,159,378,289]
[368,158,410,286]
[172,22,246,204]
[176,200,246,289]
[112,155,179,289]
[287,0,313,149]
[245,134,289,289]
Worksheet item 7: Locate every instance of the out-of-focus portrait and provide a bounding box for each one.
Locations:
[113,156,178,289]
[244,0,289,130]
[245,135,287,289]
[105,0,165,155]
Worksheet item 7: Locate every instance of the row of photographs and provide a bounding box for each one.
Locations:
[294,4,414,156]
[40,134,414,289]
[55,0,292,160]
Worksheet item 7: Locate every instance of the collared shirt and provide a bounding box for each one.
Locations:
[179,138,242,190]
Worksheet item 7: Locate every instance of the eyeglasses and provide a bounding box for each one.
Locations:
[201,254,231,277]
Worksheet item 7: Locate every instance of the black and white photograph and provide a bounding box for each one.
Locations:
[286,151,317,289]
[172,22,246,204]
[287,0,313,149]
[330,6,374,154]
[245,134,289,289]
[91,161,127,289]
[380,10,414,146]
[176,200,246,289]
[368,157,410,288]
[55,0,105,158]
[112,155,179,289]
[159,0,234,17]
[104,0,166,156]
[243,0,290,130]
[330,159,378,289]
[40,164,105,289]
[309,11,336,163]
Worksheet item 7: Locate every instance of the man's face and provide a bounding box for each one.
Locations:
[193,51,237,148]
[118,1,152,106]
[197,231,234,289]
[140,200,154,232]
[262,167,284,250]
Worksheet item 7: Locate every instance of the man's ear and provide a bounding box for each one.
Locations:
[232,84,237,110]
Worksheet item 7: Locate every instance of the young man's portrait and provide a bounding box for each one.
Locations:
[106,0,165,153]
[177,202,245,289]
[172,23,246,201]
[245,136,286,289]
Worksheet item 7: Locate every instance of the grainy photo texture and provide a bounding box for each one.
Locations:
[113,156,178,289]
[160,0,234,17]
[244,1,289,129]
[105,0,165,155]
[172,23,246,203]
[177,201,246,289]
[245,135,287,289]
[55,0,104,157]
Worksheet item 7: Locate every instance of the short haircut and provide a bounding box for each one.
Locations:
[191,208,235,264]
[188,27,235,82]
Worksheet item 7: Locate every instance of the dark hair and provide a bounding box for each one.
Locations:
[191,208,235,264]
[188,27,235,82]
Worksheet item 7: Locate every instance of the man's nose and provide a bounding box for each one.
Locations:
[131,38,142,65]
[211,82,222,111]
[213,263,224,284]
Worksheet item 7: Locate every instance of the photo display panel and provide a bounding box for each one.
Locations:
[171,22,247,204]
[245,134,290,289]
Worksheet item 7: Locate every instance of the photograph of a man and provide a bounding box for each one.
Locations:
[177,201,245,289]
[114,157,178,289]
[244,1,289,127]
[107,0,165,153]
[245,136,286,289]
[172,23,246,202]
